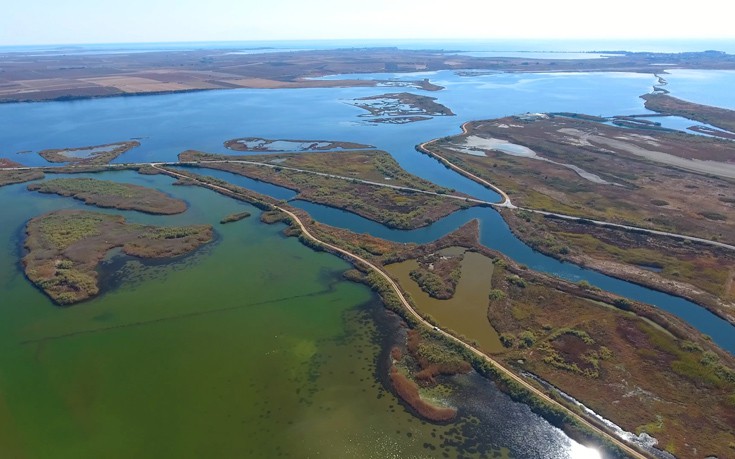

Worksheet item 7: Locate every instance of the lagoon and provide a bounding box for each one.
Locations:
[2,65,734,457]
[0,171,596,458]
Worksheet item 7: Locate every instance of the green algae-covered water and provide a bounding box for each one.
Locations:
[0,171,600,458]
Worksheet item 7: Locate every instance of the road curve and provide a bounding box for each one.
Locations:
[416,125,735,252]
[153,163,650,459]
[416,129,515,208]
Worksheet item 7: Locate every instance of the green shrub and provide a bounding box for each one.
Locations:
[518,330,536,348]
[488,289,506,301]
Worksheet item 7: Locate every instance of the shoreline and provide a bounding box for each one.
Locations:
[416,122,735,328]
[499,208,735,327]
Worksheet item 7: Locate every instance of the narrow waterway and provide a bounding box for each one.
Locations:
[181,166,735,353]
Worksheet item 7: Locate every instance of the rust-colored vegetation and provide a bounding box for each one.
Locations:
[23,210,212,305]
[389,367,458,422]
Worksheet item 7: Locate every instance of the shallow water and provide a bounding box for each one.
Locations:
[0,171,600,458]
[2,65,733,457]
[386,251,503,353]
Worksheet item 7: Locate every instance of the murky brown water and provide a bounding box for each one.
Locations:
[386,249,503,354]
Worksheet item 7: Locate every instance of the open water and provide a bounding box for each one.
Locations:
[1,53,733,457]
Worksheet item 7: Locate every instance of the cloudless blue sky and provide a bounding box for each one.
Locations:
[2,0,734,46]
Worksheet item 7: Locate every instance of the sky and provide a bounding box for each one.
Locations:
[2,0,734,46]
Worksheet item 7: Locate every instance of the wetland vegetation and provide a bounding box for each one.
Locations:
[23,209,212,305]
[502,209,735,326]
[486,255,735,457]
[423,113,735,326]
[28,177,188,214]
[179,149,474,229]
[4,46,735,458]
[0,168,43,186]
[642,92,735,134]
[352,92,455,123]
[38,141,140,164]
[224,137,373,152]
[219,211,251,224]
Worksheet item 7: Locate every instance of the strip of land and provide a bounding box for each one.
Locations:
[27,177,187,214]
[179,149,477,229]
[2,48,735,103]
[39,141,140,164]
[0,169,43,187]
[642,93,735,134]
[224,137,373,152]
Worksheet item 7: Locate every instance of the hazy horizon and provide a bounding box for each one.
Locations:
[2,38,735,55]
[3,0,734,47]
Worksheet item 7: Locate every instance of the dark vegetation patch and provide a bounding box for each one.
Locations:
[409,252,463,299]
[699,211,727,221]
[220,211,251,224]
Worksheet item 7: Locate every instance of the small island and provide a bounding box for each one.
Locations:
[220,211,251,224]
[28,178,188,214]
[23,210,213,305]
[39,141,140,164]
[224,137,373,152]
[388,330,471,422]
[352,92,455,123]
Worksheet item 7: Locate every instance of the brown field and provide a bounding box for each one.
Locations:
[426,115,735,244]
[2,48,735,103]
[487,260,735,457]
[501,209,735,325]
[79,76,194,93]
